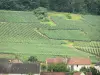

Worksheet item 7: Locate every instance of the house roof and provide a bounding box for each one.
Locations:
[95,62,100,66]
[0,58,23,64]
[40,72,66,75]
[10,59,23,63]
[10,63,40,74]
[0,63,40,74]
[46,57,66,64]
[67,57,91,65]
[0,58,9,63]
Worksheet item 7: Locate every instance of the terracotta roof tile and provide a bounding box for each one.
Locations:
[67,57,91,65]
[40,72,65,75]
[46,57,66,64]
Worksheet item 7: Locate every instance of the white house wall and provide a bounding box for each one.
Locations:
[95,66,100,72]
[68,65,90,71]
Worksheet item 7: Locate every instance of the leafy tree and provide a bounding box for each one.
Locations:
[34,7,49,22]
[89,67,99,75]
[28,56,38,63]
[47,63,70,72]
[0,0,100,14]
[65,13,72,19]
[40,0,49,9]
[80,67,90,73]
[80,67,100,75]
[41,64,47,72]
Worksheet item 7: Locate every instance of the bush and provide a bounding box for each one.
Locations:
[80,67,100,75]
[34,7,49,22]
[47,63,70,72]
[28,56,38,63]
[66,13,72,19]
[34,7,47,17]
[80,67,90,73]
[41,64,47,72]
[42,17,50,22]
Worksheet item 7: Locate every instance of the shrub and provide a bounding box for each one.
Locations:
[41,64,47,72]
[80,67,100,75]
[80,67,90,73]
[34,7,49,22]
[34,7,47,17]
[28,56,38,63]
[47,63,70,72]
[66,13,72,19]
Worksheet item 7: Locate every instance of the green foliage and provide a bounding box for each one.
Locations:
[40,0,49,9]
[34,7,47,16]
[50,15,100,41]
[40,30,89,41]
[41,64,47,72]
[34,7,50,22]
[48,63,70,72]
[28,56,38,63]
[66,13,72,19]
[28,73,34,75]
[0,0,100,14]
[80,67,100,75]
[0,10,99,62]
[89,67,100,75]
[0,0,40,10]
[80,67,90,73]
[74,41,100,57]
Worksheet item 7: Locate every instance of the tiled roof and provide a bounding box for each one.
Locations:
[67,57,91,65]
[95,62,100,66]
[0,58,9,63]
[0,63,40,74]
[11,59,23,63]
[40,72,66,75]
[46,57,66,64]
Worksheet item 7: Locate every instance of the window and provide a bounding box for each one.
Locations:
[77,65,78,67]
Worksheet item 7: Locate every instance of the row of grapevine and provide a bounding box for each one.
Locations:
[50,15,100,41]
[74,41,100,57]
[0,10,39,22]
[0,23,47,43]
[39,29,89,41]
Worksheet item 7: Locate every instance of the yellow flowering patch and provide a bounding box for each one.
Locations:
[71,14,82,20]
[40,21,56,26]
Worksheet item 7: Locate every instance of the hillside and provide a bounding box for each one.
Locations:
[0,10,100,62]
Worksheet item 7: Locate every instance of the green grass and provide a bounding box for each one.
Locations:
[0,40,93,61]
[73,41,100,61]
[0,10,38,22]
[40,30,89,41]
[50,15,100,41]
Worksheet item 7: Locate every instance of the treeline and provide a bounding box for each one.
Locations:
[0,0,100,14]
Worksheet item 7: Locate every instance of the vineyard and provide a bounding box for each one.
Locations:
[50,15,100,41]
[39,29,89,41]
[0,10,100,62]
[73,41,100,59]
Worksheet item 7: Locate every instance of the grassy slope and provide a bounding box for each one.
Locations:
[0,10,99,62]
[40,30,89,40]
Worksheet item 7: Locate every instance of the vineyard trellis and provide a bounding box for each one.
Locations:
[74,41,100,57]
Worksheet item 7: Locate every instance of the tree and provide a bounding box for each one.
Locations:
[28,56,38,63]
[0,0,100,14]
[80,67,100,75]
[40,0,49,9]
[80,67,90,73]
[47,63,70,72]
[34,7,49,22]
[0,0,40,10]
[41,64,47,72]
